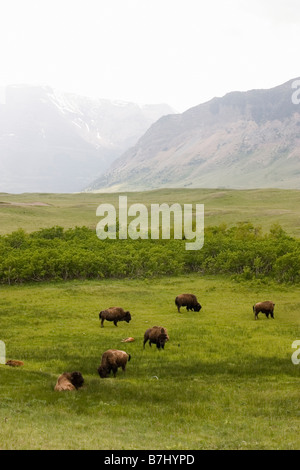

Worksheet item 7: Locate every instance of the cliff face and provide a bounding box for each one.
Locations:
[89,78,300,192]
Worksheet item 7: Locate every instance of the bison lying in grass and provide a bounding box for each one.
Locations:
[253,301,275,320]
[54,371,84,391]
[143,326,169,350]
[5,360,24,367]
[175,294,202,313]
[98,349,131,378]
[99,307,131,328]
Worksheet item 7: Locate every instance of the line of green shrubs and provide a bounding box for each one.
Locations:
[0,223,299,284]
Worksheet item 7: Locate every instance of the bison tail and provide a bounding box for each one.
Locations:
[128,354,131,362]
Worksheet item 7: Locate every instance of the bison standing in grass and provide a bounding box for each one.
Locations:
[253,301,275,320]
[143,326,169,350]
[99,307,131,328]
[175,294,202,313]
[98,349,131,378]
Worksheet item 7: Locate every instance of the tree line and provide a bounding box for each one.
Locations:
[0,223,299,284]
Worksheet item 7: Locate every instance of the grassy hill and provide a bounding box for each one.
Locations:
[0,275,300,449]
[1,188,300,449]
[0,188,300,236]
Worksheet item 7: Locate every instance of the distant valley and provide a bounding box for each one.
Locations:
[0,85,174,193]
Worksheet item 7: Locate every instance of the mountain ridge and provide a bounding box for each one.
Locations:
[88,78,300,192]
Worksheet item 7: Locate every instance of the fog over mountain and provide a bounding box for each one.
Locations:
[88,78,300,192]
[0,85,174,193]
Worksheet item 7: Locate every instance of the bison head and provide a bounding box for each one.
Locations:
[97,366,108,378]
[124,311,131,323]
[194,303,202,312]
[157,330,169,349]
[69,371,84,389]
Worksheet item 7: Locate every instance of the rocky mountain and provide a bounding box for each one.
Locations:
[0,85,174,193]
[88,78,300,192]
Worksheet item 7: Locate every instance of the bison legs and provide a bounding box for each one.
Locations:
[254,310,274,320]
[113,320,118,327]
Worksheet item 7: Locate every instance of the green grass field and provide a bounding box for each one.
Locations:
[1,275,300,450]
[0,188,300,236]
[0,188,299,449]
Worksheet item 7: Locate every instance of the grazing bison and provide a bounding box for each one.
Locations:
[54,371,84,391]
[175,294,202,313]
[99,307,131,328]
[253,301,275,320]
[98,349,131,378]
[143,326,169,350]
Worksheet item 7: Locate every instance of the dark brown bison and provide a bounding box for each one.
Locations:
[175,294,202,313]
[143,326,169,350]
[98,349,131,378]
[54,371,84,391]
[99,307,131,327]
[253,301,275,320]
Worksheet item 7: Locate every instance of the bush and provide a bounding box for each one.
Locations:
[0,224,299,284]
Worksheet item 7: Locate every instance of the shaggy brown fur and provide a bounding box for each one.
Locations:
[175,294,202,313]
[5,360,24,367]
[99,307,131,327]
[98,349,131,378]
[143,326,169,350]
[54,371,84,391]
[253,301,275,320]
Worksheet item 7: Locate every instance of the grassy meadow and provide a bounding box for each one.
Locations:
[0,188,300,450]
[0,275,300,450]
[0,188,300,236]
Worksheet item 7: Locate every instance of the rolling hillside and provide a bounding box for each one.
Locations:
[1,188,300,236]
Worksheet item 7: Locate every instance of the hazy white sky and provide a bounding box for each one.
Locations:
[0,0,299,112]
